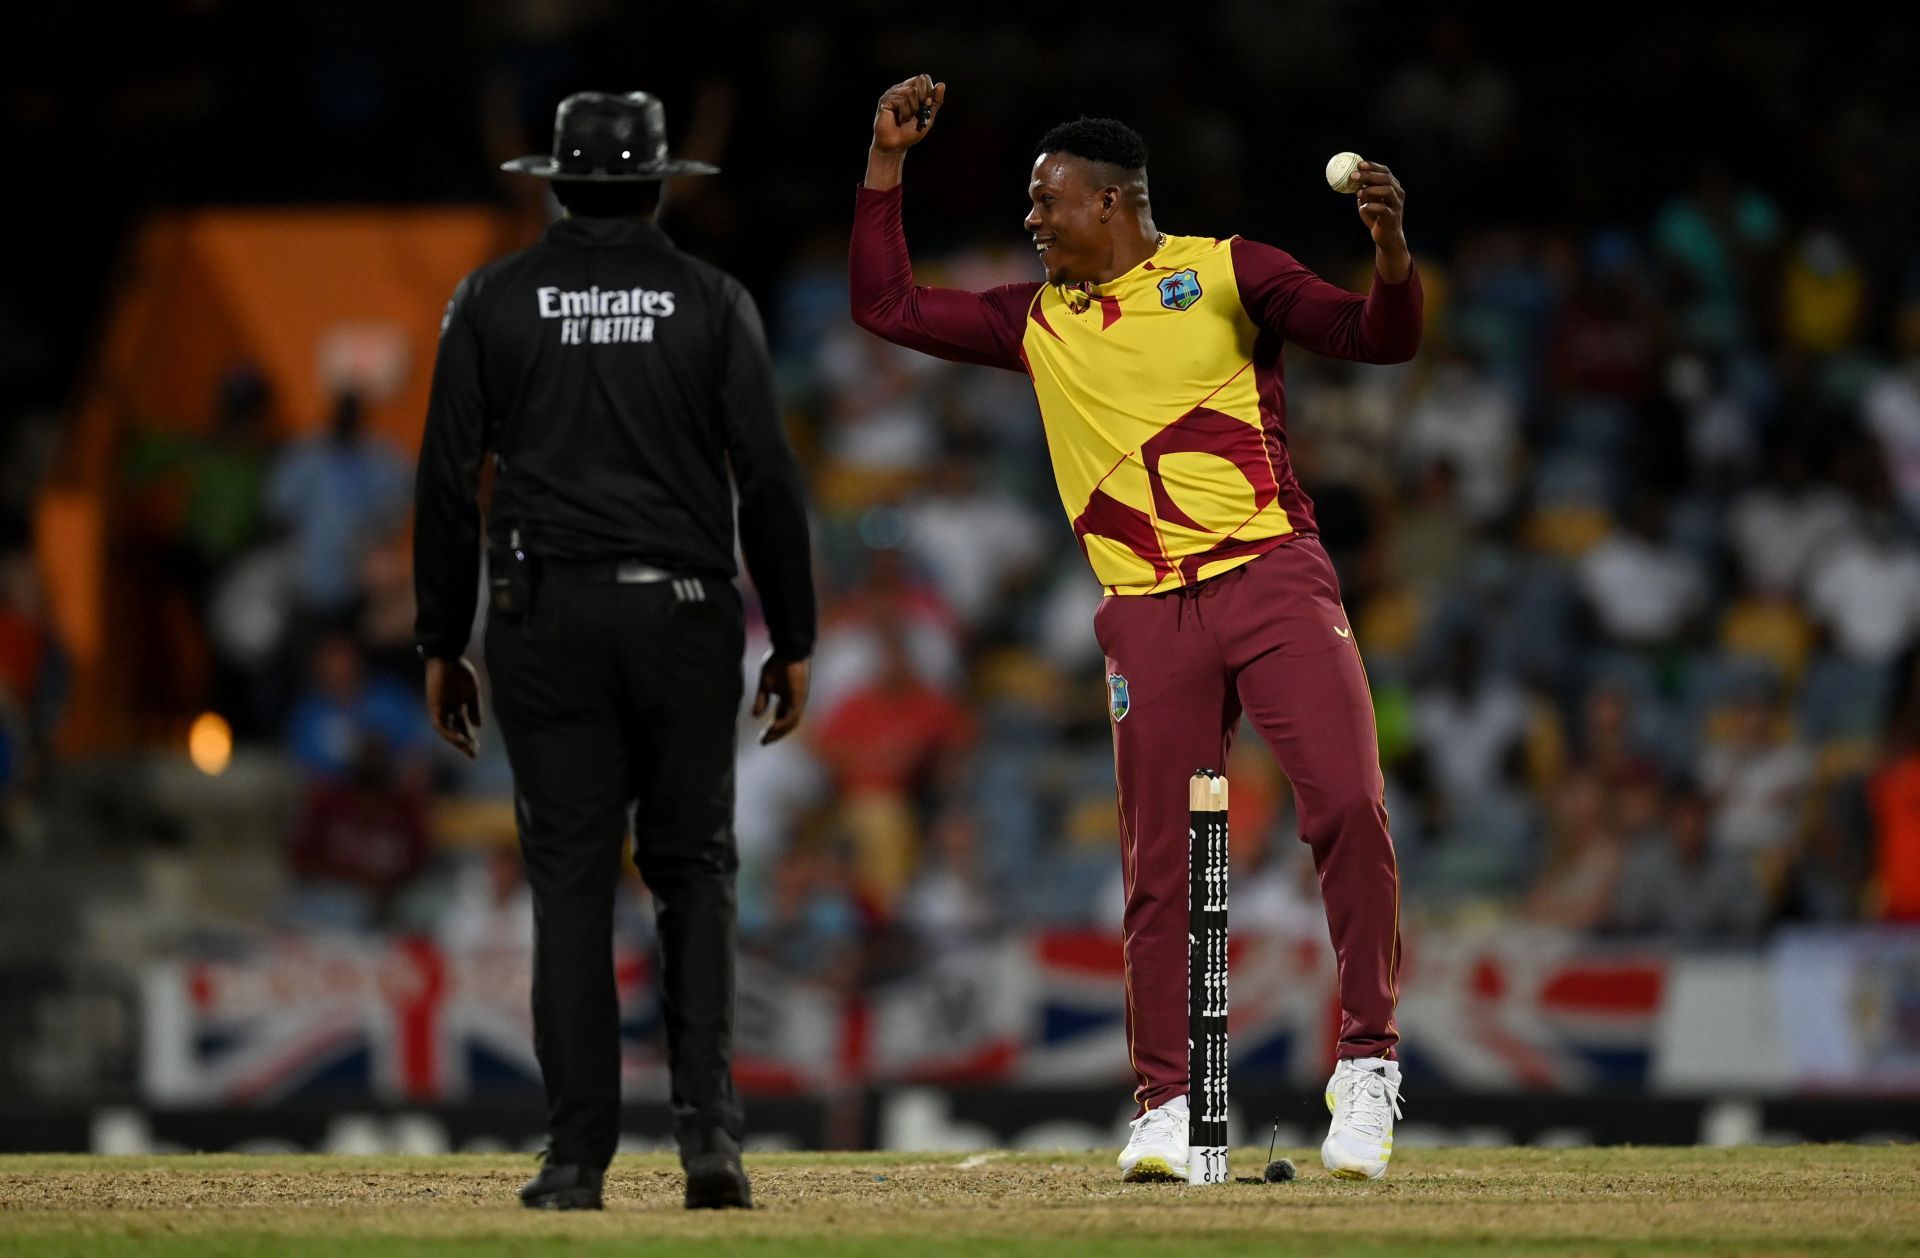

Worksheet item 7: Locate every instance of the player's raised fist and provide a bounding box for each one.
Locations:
[873,75,946,154]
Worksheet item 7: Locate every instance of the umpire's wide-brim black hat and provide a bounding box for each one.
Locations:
[502,91,718,181]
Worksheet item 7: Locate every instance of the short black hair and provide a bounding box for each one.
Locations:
[1034,117,1148,172]
[551,179,662,218]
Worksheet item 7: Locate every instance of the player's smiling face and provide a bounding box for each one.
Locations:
[1026,155,1107,284]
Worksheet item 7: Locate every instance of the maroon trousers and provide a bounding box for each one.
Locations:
[1095,536,1401,1111]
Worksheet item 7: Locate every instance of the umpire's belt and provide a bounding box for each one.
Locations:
[540,558,681,584]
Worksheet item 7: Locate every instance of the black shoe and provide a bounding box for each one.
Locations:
[519,1161,604,1210]
[682,1131,752,1210]
[684,1154,752,1209]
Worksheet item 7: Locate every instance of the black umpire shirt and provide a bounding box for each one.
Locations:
[412,215,815,663]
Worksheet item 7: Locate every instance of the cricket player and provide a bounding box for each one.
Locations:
[849,76,1421,1181]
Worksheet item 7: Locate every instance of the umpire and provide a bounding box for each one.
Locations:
[413,91,815,1211]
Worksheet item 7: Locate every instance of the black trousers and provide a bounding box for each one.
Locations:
[485,572,745,1169]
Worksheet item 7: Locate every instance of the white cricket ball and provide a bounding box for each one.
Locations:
[1326,152,1364,195]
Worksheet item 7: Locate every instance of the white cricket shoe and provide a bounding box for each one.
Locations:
[1321,1057,1402,1180]
[1118,1094,1189,1183]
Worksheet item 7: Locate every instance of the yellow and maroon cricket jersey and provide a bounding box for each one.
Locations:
[850,184,1423,595]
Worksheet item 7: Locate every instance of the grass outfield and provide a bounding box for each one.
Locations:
[1,1147,1916,1256]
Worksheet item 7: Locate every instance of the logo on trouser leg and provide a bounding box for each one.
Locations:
[1108,673,1130,722]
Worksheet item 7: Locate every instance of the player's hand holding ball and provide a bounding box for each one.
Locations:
[873,74,946,154]
[1334,155,1408,250]
[1327,152,1410,279]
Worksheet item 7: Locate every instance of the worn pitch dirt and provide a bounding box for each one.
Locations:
[1,1146,1916,1255]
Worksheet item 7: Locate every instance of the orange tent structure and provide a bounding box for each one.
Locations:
[42,207,523,752]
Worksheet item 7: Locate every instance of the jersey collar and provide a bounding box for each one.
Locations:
[546,216,676,249]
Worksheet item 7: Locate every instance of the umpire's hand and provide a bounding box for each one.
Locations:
[426,656,483,759]
[754,653,810,745]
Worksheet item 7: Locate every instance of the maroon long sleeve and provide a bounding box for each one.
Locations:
[849,184,1040,372]
[1231,238,1423,364]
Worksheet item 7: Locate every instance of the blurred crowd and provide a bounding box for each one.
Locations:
[3,10,1919,982]
[0,542,62,850]
[65,155,1920,976]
